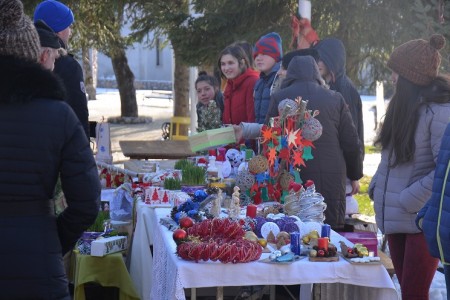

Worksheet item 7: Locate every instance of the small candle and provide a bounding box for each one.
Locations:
[246,204,257,218]
[317,237,329,250]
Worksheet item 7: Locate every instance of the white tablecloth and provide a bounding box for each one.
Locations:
[129,202,156,300]
[130,205,399,300]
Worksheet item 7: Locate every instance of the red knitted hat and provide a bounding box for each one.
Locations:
[387,34,445,86]
[253,32,282,62]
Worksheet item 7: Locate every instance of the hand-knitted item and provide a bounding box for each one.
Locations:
[0,0,40,62]
[253,32,282,62]
[34,0,74,33]
[387,34,445,86]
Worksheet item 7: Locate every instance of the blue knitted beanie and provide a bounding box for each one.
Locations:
[34,1,74,33]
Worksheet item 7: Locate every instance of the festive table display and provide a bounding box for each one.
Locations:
[87,95,395,300]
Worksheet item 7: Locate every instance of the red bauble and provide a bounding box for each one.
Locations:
[173,229,187,243]
[179,217,194,229]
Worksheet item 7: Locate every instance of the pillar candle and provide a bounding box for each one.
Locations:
[317,237,329,250]
[246,204,257,218]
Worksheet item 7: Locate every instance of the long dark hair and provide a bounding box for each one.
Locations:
[375,74,450,166]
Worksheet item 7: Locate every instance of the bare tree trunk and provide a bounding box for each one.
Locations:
[82,47,96,100]
[172,48,190,136]
[111,48,138,118]
[173,50,190,117]
[91,48,98,93]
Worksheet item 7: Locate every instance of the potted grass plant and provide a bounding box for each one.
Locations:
[174,159,206,194]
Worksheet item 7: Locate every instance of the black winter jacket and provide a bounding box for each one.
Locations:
[271,56,363,229]
[314,38,364,156]
[54,39,90,139]
[0,56,100,299]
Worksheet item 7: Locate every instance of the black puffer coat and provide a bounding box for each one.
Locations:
[0,56,100,299]
[271,56,363,229]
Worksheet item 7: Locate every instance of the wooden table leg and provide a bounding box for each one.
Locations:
[190,288,196,300]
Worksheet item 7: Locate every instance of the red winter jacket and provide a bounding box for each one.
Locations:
[222,68,259,125]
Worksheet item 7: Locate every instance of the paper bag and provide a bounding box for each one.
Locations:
[95,122,113,164]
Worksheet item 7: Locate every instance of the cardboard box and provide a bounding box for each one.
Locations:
[90,236,128,257]
[188,127,236,152]
[338,231,378,256]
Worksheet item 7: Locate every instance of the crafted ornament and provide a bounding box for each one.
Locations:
[251,97,322,203]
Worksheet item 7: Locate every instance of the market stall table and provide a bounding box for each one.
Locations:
[130,206,398,300]
[73,251,140,300]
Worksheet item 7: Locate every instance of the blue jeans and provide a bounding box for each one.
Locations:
[445,264,450,300]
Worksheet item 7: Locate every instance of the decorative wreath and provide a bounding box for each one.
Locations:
[176,218,262,263]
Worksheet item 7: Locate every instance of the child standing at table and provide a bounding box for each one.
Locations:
[218,45,259,125]
[253,32,283,124]
[195,71,224,132]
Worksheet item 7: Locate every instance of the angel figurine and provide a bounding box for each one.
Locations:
[210,189,222,218]
[228,186,241,219]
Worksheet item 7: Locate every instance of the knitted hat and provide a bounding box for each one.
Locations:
[387,34,445,86]
[253,32,283,62]
[282,48,319,69]
[0,0,40,62]
[34,0,74,33]
[35,20,60,49]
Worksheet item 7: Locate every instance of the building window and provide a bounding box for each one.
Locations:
[156,38,160,66]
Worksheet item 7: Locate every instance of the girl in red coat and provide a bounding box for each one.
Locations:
[218,45,259,125]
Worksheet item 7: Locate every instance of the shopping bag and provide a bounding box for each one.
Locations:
[95,121,113,164]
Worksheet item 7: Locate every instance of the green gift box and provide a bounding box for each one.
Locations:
[188,127,236,152]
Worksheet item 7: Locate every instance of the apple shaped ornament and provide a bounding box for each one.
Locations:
[173,229,187,244]
[179,217,194,229]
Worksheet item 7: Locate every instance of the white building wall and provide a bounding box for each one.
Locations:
[96,29,173,89]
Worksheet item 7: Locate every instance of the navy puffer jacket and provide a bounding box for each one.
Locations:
[254,62,280,124]
[0,56,100,299]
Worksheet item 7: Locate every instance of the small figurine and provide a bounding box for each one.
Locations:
[210,189,222,218]
[228,186,241,219]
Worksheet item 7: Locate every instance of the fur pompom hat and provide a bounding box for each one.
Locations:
[0,0,40,62]
[387,34,446,86]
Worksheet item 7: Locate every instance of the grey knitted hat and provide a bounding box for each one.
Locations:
[0,0,40,62]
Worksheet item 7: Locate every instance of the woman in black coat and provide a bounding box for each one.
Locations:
[271,56,363,230]
[0,1,100,298]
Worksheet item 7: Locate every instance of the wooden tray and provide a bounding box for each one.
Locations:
[308,256,339,262]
